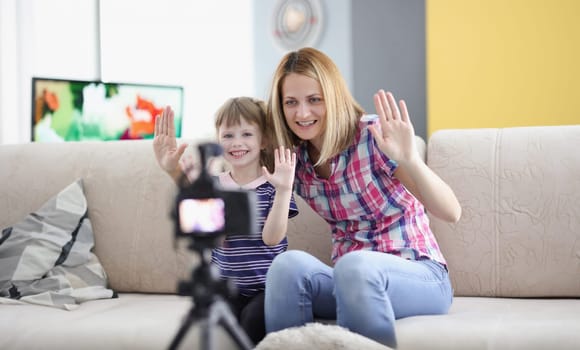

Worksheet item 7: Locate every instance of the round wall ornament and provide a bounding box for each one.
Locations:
[271,0,324,51]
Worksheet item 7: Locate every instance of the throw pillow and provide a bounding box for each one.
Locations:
[0,179,114,310]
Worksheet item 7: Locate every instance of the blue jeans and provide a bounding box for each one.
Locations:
[264,250,453,348]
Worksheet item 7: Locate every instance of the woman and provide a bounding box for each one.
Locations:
[264,47,461,348]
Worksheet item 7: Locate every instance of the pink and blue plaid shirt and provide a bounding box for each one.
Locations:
[294,115,446,265]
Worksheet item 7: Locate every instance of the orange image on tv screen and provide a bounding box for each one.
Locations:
[124,95,164,140]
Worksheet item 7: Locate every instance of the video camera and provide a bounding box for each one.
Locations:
[173,142,257,246]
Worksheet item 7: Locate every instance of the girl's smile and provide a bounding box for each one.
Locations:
[218,118,264,183]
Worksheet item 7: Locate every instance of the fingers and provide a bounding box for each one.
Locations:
[160,107,167,135]
[167,107,175,136]
[275,146,293,162]
[286,147,296,167]
[375,90,410,123]
[154,109,162,137]
[399,99,410,123]
[283,146,295,166]
[374,90,391,122]
[377,90,399,120]
[275,146,284,163]
[156,106,174,136]
[385,91,401,120]
[274,146,296,167]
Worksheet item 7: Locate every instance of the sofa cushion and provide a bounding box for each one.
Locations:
[396,296,580,350]
[0,179,114,309]
[0,293,238,350]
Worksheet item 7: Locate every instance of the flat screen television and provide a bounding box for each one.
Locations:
[31,77,184,142]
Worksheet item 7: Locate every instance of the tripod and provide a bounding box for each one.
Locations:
[168,241,254,350]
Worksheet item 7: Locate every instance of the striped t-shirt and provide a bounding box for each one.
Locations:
[211,173,299,296]
[294,115,446,266]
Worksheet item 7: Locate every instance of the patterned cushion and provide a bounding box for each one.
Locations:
[0,179,114,310]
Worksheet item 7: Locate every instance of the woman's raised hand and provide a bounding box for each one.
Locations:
[263,146,296,192]
[153,106,187,174]
[369,90,419,166]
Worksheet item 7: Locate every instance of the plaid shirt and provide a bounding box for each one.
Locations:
[294,115,446,265]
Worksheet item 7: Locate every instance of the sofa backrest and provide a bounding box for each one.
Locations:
[427,125,580,298]
[0,135,427,295]
[0,140,190,294]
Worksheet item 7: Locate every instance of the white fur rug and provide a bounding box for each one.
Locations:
[255,323,392,350]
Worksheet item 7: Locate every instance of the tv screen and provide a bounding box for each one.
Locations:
[31,77,183,142]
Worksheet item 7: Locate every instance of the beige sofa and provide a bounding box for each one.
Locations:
[1,124,579,350]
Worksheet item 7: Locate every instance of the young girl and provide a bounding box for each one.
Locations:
[153,97,298,344]
[264,47,461,348]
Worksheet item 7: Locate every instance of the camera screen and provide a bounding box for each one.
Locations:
[178,198,225,234]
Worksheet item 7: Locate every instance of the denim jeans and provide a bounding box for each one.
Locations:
[264,250,453,348]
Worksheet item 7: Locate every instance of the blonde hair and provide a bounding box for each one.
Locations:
[214,97,274,172]
[266,47,364,166]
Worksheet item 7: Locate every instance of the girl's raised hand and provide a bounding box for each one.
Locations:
[262,146,296,192]
[369,90,419,166]
[153,106,187,173]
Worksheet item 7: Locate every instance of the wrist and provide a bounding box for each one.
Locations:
[169,166,184,181]
[397,153,424,170]
[275,187,293,196]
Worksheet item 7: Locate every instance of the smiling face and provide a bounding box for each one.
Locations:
[281,73,326,151]
[218,118,263,171]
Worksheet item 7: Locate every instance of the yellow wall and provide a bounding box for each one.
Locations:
[427,0,580,136]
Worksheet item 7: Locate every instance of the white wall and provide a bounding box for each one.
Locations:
[0,0,19,144]
[99,0,254,142]
[253,0,353,101]
[0,0,254,144]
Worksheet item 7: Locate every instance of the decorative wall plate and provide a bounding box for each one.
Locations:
[271,0,324,51]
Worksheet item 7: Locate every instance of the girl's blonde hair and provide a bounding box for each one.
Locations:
[214,97,274,172]
[266,47,364,166]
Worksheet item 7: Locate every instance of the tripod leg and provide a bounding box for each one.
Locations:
[168,309,197,350]
[200,318,212,350]
[210,300,254,350]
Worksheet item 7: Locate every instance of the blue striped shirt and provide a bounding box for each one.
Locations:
[212,173,299,296]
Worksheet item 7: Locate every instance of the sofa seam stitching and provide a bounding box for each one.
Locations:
[494,129,502,296]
